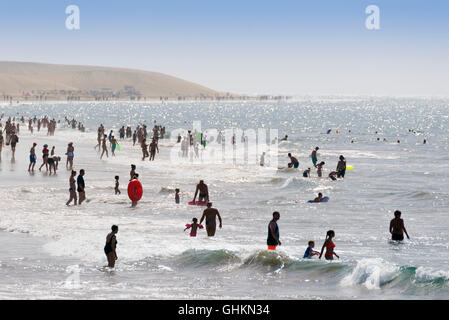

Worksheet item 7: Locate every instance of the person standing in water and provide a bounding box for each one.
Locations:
[319,230,339,260]
[104,225,118,268]
[10,131,19,158]
[389,210,410,241]
[316,161,325,177]
[114,176,121,195]
[28,142,37,171]
[192,180,209,203]
[66,142,74,170]
[267,211,281,250]
[100,135,109,159]
[77,169,86,205]
[287,153,299,168]
[336,155,346,178]
[66,170,77,206]
[39,144,49,171]
[130,164,136,181]
[311,147,319,167]
[199,202,222,237]
[111,136,117,156]
[175,188,180,204]
[130,173,140,208]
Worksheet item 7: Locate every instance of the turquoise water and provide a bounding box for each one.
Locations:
[0,98,448,299]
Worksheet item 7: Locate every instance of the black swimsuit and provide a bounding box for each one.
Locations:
[104,235,117,254]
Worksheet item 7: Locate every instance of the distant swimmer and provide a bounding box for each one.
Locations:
[389,210,410,241]
[312,193,323,203]
[114,176,121,195]
[66,170,77,206]
[175,188,180,204]
[267,211,281,250]
[184,218,204,237]
[303,241,320,259]
[104,225,118,268]
[336,155,346,178]
[423,139,427,144]
[326,129,331,134]
[77,169,86,205]
[287,153,299,169]
[193,180,209,203]
[199,203,222,237]
[28,142,37,171]
[311,147,319,167]
[280,135,288,141]
[303,168,311,177]
[319,230,339,260]
[66,142,74,169]
[316,161,325,177]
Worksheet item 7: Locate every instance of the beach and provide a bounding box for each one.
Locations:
[1,98,449,299]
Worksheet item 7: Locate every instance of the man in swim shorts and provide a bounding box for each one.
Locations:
[311,147,319,167]
[193,180,209,203]
[66,170,77,206]
[287,153,299,168]
[267,211,281,250]
[199,202,222,237]
[390,210,410,241]
[77,169,86,205]
[28,142,37,171]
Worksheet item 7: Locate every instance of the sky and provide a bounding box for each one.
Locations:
[0,0,448,96]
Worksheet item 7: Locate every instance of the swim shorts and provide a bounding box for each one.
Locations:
[392,233,404,241]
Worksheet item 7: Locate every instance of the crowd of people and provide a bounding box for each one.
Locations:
[0,114,415,270]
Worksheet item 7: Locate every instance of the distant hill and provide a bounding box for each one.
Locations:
[0,61,222,100]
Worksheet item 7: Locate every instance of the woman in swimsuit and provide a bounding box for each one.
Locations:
[104,225,118,268]
[319,230,339,260]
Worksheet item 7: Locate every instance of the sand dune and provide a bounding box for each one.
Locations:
[0,61,220,99]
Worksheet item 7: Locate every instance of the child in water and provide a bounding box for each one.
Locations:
[115,176,121,195]
[175,188,180,204]
[303,241,320,258]
[184,218,203,237]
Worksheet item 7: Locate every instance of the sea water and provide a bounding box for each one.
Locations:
[0,98,449,299]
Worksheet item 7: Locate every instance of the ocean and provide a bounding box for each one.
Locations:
[0,97,449,299]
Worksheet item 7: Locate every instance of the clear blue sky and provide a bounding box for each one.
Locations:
[0,0,448,95]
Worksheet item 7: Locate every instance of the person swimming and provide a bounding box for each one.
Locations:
[319,230,339,260]
[312,193,323,203]
[184,218,204,237]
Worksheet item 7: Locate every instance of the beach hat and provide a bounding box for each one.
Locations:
[33,142,37,145]
[44,144,48,147]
